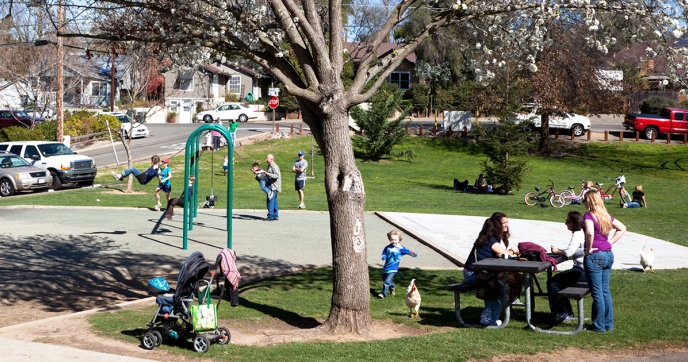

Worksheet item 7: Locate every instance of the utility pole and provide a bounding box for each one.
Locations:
[110,49,115,111]
[56,0,64,142]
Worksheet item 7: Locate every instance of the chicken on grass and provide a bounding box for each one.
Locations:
[640,245,656,274]
[405,279,421,318]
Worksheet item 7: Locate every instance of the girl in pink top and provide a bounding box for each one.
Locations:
[582,189,626,332]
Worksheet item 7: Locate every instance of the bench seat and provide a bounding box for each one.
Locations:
[531,282,591,335]
[445,281,509,329]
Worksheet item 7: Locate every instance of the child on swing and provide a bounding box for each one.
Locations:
[164,175,194,220]
[112,155,160,184]
[252,162,274,200]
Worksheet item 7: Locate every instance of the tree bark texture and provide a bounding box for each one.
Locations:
[301,100,372,334]
[539,112,550,154]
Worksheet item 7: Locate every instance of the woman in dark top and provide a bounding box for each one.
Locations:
[463,212,518,326]
[623,185,647,208]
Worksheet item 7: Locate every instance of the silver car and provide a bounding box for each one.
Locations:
[0,151,53,196]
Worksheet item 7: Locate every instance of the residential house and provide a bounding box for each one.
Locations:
[164,60,270,123]
[344,42,419,93]
[0,80,27,109]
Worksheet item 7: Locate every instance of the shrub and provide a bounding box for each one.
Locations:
[639,96,679,114]
[63,110,121,136]
[36,120,57,141]
[0,126,46,142]
[350,82,414,160]
[411,83,430,113]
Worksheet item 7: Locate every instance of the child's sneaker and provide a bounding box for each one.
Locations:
[268,190,274,200]
[112,171,121,181]
[155,202,161,211]
[390,287,395,296]
[377,293,385,299]
[298,204,306,209]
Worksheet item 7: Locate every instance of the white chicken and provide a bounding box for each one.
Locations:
[405,279,421,318]
[640,245,656,274]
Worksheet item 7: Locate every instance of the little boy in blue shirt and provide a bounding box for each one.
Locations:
[377,230,417,298]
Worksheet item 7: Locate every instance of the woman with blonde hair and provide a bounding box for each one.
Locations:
[582,189,626,332]
[623,185,647,208]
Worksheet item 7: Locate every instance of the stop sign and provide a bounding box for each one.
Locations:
[268,96,279,109]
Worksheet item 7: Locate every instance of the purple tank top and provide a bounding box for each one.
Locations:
[584,212,614,252]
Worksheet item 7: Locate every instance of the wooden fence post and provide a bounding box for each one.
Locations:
[587,131,591,141]
[604,130,608,141]
[684,133,687,145]
[462,126,467,138]
[448,128,453,138]
[276,123,280,133]
[419,124,423,136]
[619,131,623,142]
[555,129,559,140]
[290,123,294,135]
[433,124,437,137]
[405,124,409,135]
[636,131,639,142]
[667,133,671,144]
[651,131,655,143]
[571,129,574,141]
[299,123,303,135]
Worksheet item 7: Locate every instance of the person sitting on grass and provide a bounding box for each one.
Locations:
[453,179,469,191]
[112,155,160,184]
[474,173,487,193]
[164,176,194,220]
[621,185,647,208]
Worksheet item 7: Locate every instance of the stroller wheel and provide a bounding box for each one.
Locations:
[193,334,210,353]
[217,327,231,345]
[142,332,157,350]
[152,330,163,347]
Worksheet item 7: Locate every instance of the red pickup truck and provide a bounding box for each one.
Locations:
[623,107,688,139]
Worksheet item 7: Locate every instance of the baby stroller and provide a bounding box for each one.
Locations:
[142,251,230,353]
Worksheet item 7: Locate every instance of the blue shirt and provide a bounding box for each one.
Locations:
[463,237,499,272]
[160,167,171,187]
[381,244,416,273]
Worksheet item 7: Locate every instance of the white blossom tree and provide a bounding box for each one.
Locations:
[12,0,687,335]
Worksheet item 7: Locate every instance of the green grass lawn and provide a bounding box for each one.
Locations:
[90,267,688,361]
[3,136,687,245]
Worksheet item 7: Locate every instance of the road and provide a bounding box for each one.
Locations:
[81,121,304,168]
[408,114,627,133]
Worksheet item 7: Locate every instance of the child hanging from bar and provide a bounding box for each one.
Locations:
[112,155,161,184]
[252,162,274,200]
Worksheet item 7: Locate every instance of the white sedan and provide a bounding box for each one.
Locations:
[101,111,150,138]
[196,103,258,123]
[513,104,591,137]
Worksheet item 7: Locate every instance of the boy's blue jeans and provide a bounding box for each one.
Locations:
[382,271,397,296]
[258,179,272,195]
[121,167,143,177]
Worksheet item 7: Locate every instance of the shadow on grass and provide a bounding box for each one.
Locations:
[239,298,321,329]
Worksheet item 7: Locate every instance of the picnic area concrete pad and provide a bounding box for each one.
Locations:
[377,212,688,271]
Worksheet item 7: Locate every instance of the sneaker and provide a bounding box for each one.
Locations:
[390,287,395,296]
[496,320,502,326]
[155,202,161,211]
[268,190,274,200]
[112,171,121,181]
[377,293,385,299]
[622,203,628,208]
[298,204,306,209]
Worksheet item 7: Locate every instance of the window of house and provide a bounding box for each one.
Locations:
[174,70,194,91]
[91,82,109,96]
[389,72,411,90]
[229,75,241,94]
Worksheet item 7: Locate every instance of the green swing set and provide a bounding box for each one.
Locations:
[181,123,234,250]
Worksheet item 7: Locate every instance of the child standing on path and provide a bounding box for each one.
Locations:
[378,230,417,298]
[155,158,172,210]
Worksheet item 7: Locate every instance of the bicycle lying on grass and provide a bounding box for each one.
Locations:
[598,170,632,204]
[525,180,565,208]
[559,180,589,205]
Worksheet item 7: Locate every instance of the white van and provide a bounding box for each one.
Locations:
[101,111,149,138]
[0,141,97,190]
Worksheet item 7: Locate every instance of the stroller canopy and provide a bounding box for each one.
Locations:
[175,251,210,299]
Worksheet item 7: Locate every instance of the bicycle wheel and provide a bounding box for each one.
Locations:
[524,192,540,206]
[559,190,575,205]
[550,194,565,208]
[620,188,632,204]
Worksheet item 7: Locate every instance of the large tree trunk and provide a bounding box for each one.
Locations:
[538,112,550,154]
[302,103,372,335]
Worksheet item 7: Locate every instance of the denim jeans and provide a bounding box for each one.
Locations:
[585,251,614,331]
[230,131,236,147]
[626,201,641,208]
[463,269,503,326]
[547,266,586,320]
[121,167,143,178]
[266,192,279,220]
[258,179,272,195]
[381,271,397,297]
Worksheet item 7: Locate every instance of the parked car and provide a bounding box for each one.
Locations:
[100,111,150,138]
[0,109,37,129]
[24,106,55,121]
[512,103,591,136]
[623,107,688,139]
[196,103,257,123]
[0,141,97,190]
[0,150,53,196]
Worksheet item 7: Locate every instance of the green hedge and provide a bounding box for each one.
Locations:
[63,110,121,136]
[0,126,46,142]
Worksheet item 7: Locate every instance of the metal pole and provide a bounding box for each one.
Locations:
[227,125,233,249]
[110,50,115,112]
[56,0,64,143]
[105,119,120,166]
[272,108,276,134]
